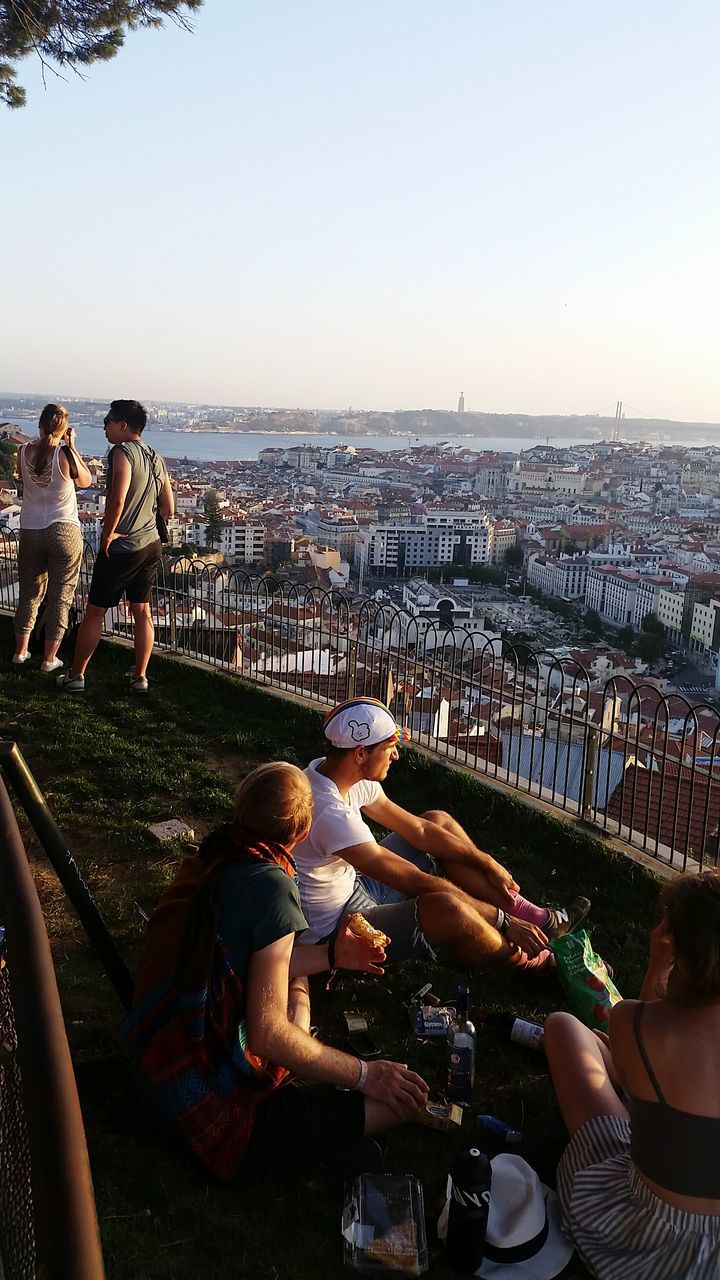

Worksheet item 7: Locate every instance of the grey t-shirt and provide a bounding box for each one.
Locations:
[107,440,168,554]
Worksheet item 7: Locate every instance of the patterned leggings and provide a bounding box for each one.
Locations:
[15,523,84,643]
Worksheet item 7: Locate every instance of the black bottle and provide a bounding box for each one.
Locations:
[445,1147,492,1274]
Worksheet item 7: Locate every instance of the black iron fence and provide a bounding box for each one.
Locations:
[1,533,719,873]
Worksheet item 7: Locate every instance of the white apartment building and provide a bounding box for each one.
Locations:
[585,566,639,626]
[526,554,588,600]
[690,598,720,655]
[489,521,518,564]
[355,518,491,577]
[315,514,359,561]
[657,587,686,641]
[191,520,266,563]
[632,576,668,629]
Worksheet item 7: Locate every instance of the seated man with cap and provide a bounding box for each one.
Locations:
[294,697,590,970]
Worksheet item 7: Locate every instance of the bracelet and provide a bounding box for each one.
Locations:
[352,1059,369,1090]
[328,938,336,971]
[496,908,510,935]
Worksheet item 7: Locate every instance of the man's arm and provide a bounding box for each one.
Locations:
[289,915,387,978]
[364,794,519,902]
[246,934,428,1116]
[364,795,484,865]
[158,474,174,519]
[332,835,499,926]
[101,449,132,555]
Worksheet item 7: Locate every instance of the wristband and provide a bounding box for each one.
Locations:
[352,1059,369,1090]
[496,908,510,936]
[328,938,336,971]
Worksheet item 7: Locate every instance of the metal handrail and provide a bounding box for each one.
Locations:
[0,531,718,871]
[0,778,106,1279]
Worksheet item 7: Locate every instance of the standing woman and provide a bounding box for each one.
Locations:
[13,403,92,672]
[544,871,720,1280]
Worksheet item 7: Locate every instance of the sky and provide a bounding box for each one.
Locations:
[2,1,720,419]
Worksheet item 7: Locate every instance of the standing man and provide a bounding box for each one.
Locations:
[295,697,590,971]
[58,400,173,694]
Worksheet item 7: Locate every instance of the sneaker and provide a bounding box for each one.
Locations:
[40,658,63,674]
[543,896,591,941]
[12,653,30,665]
[130,675,149,693]
[56,672,85,692]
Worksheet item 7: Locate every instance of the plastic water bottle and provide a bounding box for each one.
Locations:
[446,1147,492,1274]
[447,984,476,1106]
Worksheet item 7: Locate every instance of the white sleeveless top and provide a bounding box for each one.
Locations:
[19,442,80,530]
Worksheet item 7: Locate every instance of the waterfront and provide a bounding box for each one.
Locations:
[6,418,720,463]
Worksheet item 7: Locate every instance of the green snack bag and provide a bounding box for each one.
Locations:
[550,930,622,1031]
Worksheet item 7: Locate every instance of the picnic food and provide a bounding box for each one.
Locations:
[346,912,390,948]
[550,929,622,1031]
[363,1218,420,1275]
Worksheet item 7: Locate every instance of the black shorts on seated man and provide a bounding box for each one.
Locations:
[294,697,591,972]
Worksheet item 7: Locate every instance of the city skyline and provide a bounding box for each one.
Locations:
[3,2,720,419]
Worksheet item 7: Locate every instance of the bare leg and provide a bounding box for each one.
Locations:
[70,604,106,677]
[544,1011,628,1136]
[364,1098,413,1134]
[43,637,62,663]
[14,632,32,659]
[129,602,154,678]
[417,890,517,968]
[420,809,549,920]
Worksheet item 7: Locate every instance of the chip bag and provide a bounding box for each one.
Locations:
[550,930,622,1031]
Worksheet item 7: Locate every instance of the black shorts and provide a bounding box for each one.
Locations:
[245,1081,365,1171]
[88,540,162,609]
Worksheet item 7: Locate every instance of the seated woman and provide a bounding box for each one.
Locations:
[544,871,720,1280]
[121,762,428,1181]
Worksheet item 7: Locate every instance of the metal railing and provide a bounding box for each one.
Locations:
[1,532,718,873]
[0,777,105,1279]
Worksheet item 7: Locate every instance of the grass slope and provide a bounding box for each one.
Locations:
[0,619,661,1279]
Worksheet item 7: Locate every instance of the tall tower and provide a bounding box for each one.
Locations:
[457,392,465,414]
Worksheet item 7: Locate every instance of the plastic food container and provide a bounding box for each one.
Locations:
[342,1174,429,1275]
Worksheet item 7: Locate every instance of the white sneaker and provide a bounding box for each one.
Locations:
[41,658,63,674]
[57,672,85,692]
[12,653,30,665]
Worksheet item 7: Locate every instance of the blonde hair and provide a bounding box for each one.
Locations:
[35,403,68,474]
[660,871,720,1004]
[233,762,312,847]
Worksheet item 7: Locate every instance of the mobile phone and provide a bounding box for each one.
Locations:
[347,1030,381,1060]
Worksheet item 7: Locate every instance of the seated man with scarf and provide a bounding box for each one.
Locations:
[121,762,428,1180]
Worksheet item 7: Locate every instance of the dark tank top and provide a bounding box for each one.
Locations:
[629,1002,720,1199]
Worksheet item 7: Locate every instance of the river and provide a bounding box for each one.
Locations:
[5,419,720,463]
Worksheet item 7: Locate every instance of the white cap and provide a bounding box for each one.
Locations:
[323,698,411,749]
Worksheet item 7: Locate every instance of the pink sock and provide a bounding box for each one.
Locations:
[509,894,550,929]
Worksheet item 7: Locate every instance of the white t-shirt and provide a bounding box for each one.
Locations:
[294,758,384,942]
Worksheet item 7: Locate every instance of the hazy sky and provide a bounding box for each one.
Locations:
[2,1,719,418]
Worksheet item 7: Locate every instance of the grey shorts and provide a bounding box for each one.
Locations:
[335,833,438,963]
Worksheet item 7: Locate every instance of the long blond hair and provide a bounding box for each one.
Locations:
[34,403,68,474]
